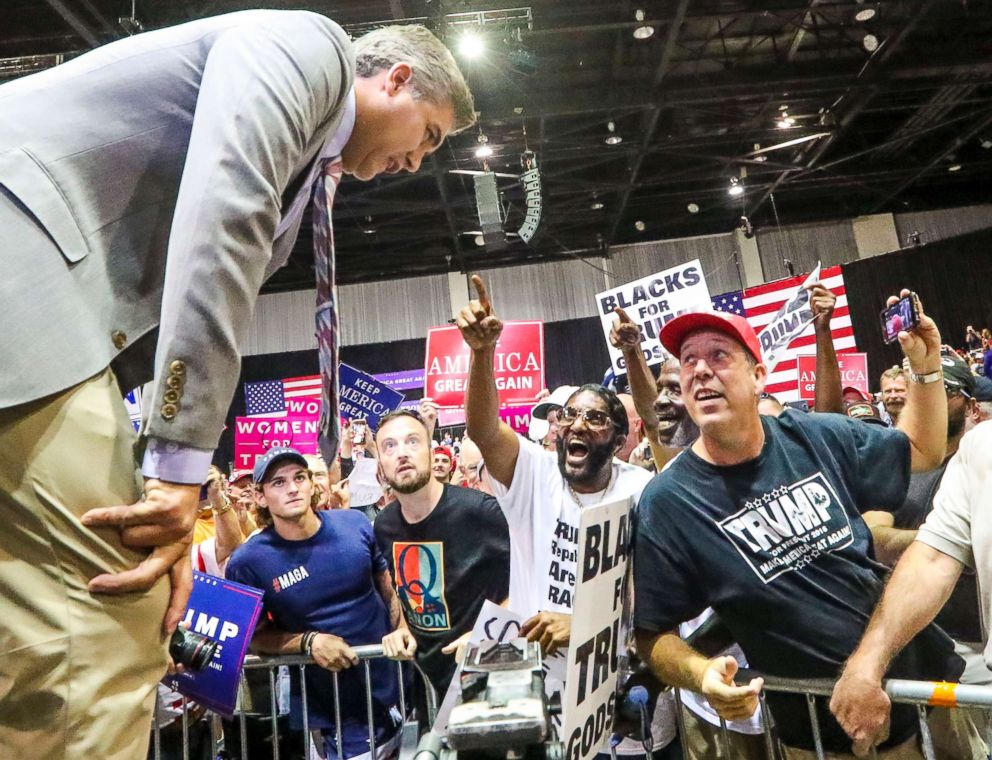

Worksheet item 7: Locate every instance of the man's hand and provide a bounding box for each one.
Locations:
[891,290,941,372]
[610,307,642,351]
[699,656,763,721]
[419,397,439,438]
[88,537,193,635]
[521,611,571,656]
[830,667,891,757]
[441,631,472,665]
[456,275,503,352]
[311,633,359,671]
[81,479,199,547]
[382,628,417,660]
[807,283,837,331]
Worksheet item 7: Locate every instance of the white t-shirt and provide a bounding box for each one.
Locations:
[490,437,653,617]
[490,437,673,753]
[916,420,992,665]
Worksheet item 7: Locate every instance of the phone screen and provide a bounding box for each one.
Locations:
[880,295,918,344]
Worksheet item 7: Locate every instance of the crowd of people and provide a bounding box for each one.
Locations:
[146,273,992,760]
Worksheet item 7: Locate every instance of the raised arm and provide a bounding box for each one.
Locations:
[892,291,947,471]
[458,275,520,488]
[808,283,843,414]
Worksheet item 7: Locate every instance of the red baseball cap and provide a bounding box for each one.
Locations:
[660,311,762,363]
[433,446,455,471]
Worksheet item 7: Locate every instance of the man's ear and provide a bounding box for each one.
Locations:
[753,362,768,398]
[386,62,414,93]
[613,432,627,456]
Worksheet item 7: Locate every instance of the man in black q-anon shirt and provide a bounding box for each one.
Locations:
[632,291,967,758]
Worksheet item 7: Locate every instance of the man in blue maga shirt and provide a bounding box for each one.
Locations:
[227,447,416,759]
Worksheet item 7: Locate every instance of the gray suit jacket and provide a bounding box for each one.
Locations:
[0,10,352,450]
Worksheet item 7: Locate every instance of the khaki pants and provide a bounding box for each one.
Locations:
[0,370,169,760]
[780,735,924,759]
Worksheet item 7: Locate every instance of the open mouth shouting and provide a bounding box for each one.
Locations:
[694,387,725,409]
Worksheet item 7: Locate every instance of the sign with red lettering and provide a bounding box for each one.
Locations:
[233,416,319,469]
[796,353,869,403]
[424,321,545,408]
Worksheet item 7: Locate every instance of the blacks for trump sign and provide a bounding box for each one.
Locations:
[596,259,712,375]
[424,321,545,408]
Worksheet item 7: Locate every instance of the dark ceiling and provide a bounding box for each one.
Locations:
[4,1,992,290]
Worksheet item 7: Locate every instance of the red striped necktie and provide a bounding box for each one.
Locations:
[312,157,344,464]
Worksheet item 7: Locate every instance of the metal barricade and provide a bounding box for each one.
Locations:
[152,644,438,760]
[676,673,992,760]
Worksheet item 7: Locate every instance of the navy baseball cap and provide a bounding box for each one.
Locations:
[253,447,308,483]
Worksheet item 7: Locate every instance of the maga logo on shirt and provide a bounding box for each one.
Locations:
[718,472,853,583]
[393,542,451,631]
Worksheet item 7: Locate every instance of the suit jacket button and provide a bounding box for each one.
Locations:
[169,360,186,375]
[112,330,127,349]
[163,389,181,404]
[161,403,178,420]
[166,375,183,389]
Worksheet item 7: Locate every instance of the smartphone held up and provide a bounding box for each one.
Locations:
[880,293,920,344]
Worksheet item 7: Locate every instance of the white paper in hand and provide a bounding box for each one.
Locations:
[348,457,382,507]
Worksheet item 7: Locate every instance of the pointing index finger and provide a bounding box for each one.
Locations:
[471,275,492,313]
[613,306,634,324]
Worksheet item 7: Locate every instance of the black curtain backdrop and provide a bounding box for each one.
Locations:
[214,317,612,468]
[840,227,992,389]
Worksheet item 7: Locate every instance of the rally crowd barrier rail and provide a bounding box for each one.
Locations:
[151,644,438,760]
[673,672,992,760]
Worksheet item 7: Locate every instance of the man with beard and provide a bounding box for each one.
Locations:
[458,276,681,759]
[880,366,909,425]
[372,411,510,697]
[610,308,699,471]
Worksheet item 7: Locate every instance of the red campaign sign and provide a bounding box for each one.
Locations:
[233,416,319,469]
[424,321,545,409]
[796,353,869,403]
[499,404,532,435]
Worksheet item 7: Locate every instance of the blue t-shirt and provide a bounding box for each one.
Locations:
[227,510,399,757]
[633,412,962,752]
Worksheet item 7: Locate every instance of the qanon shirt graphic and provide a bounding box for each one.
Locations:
[718,472,853,583]
[393,542,451,631]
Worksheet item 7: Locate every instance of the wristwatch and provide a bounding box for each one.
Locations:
[908,368,942,384]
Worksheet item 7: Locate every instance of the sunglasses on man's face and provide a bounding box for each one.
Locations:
[559,406,614,430]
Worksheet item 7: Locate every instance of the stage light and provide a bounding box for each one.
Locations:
[948,164,962,172]
[728,177,744,197]
[634,220,646,231]
[475,235,485,246]
[863,33,880,52]
[604,120,622,145]
[475,134,493,159]
[687,202,700,214]
[590,200,604,210]
[633,9,654,40]
[854,8,876,22]
[776,113,796,129]
[458,32,485,59]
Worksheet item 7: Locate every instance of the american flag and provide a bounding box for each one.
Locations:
[244,374,322,417]
[711,265,856,401]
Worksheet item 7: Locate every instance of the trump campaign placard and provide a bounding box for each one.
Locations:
[596,260,712,376]
[233,416,319,469]
[338,363,405,429]
[162,573,265,715]
[424,321,545,408]
[797,353,869,403]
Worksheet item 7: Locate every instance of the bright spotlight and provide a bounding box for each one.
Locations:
[728,177,745,197]
[458,32,485,59]
[475,144,493,159]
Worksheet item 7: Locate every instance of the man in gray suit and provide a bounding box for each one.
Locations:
[0,10,473,758]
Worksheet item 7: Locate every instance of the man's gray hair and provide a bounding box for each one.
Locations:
[353,25,476,134]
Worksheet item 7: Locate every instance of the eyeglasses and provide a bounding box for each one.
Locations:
[559,406,614,430]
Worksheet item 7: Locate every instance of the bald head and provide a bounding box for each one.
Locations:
[616,393,640,462]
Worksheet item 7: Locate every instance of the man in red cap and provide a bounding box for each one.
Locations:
[431,445,456,484]
[631,293,976,758]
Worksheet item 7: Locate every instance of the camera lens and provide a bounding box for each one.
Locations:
[169,627,218,671]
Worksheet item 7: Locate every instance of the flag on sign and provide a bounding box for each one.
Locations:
[711,265,856,402]
[244,375,322,417]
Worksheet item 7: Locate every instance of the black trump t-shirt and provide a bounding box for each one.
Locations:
[374,484,511,696]
[633,411,963,752]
